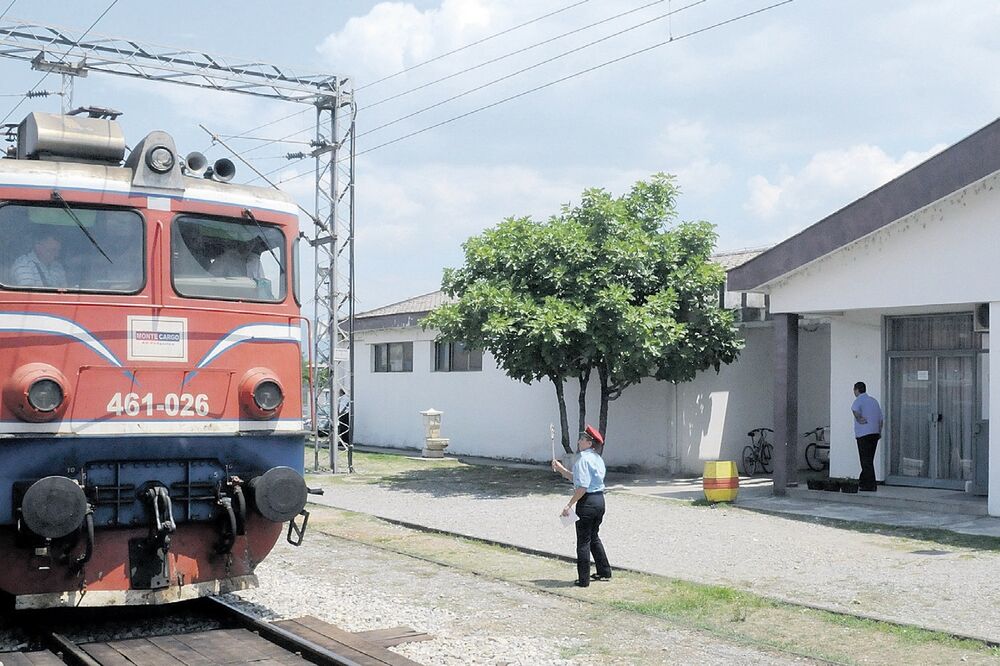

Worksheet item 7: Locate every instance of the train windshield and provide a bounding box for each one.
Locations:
[172,214,286,302]
[0,204,144,293]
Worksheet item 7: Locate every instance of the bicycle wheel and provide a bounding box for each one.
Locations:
[760,442,774,474]
[804,442,823,471]
[742,446,757,476]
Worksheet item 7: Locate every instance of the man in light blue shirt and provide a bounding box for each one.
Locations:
[851,381,883,491]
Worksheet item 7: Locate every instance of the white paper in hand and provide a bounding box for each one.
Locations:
[560,506,579,527]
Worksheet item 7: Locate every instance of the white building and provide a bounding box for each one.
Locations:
[353,250,832,474]
[729,117,1000,514]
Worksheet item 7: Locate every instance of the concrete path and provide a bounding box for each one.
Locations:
[312,458,1000,644]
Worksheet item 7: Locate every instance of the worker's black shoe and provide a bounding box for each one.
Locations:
[590,573,612,582]
[574,580,589,587]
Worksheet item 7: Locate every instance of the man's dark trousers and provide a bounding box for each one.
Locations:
[575,492,612,585]
[856,434,880,491]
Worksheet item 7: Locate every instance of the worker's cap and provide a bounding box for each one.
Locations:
[583,424,604,446]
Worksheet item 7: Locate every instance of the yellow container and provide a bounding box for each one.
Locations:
[703,461,739,503]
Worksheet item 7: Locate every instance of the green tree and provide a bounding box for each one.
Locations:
[425,217,590,453]
[426,174,742,451]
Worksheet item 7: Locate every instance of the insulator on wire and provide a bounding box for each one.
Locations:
[25,90,56,99]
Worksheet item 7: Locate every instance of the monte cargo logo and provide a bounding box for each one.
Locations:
[134,331,182,342]
[127,316,188,362]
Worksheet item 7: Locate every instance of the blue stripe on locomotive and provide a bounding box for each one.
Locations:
[0,434,304,525]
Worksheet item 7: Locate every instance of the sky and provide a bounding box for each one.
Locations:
[2,1,999,312]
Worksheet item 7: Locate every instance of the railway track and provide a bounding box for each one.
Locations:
[0,596,428,666]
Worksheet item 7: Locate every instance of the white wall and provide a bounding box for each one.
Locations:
[353,323,830,475]
[767,172,1000,315]
[828,312,885,480]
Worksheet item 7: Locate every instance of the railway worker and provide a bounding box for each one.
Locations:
[12,229,67,288]
[551,425,613,587]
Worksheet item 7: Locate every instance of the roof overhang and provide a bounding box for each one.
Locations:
[728,117,1000,292]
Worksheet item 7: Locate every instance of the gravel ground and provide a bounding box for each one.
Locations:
[230,528,817,665]
[312,472,1000,643]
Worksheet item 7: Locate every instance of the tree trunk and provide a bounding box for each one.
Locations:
[597,363,610,440]
[577,367,591,436]
[553,376,572,454]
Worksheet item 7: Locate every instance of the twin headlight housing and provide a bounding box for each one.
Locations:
[5,364,286,422]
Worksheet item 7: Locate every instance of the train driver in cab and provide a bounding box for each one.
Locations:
[12,228,67,288]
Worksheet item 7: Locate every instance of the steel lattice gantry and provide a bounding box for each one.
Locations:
[0,19,356,472]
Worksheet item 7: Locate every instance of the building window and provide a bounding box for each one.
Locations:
[434,341,483,372]
[374,342,413,372]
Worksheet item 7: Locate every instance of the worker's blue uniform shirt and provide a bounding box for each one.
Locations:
[573,448,606,493]
[852,393,883,438]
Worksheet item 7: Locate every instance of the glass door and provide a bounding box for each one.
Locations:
[889,357,933,480]
[888,354,975,487]
[887,314,977,489]
[936,356,974,483]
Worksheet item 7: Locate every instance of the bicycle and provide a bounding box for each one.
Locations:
[803,426,831,471]
[742,428,774,476]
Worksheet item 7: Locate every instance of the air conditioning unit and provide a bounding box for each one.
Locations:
[974,303,989,332]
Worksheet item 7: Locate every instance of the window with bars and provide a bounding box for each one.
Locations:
[434,341,483,372]
[373,342,413,372]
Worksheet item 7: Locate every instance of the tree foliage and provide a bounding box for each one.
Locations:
[425,174,743,453]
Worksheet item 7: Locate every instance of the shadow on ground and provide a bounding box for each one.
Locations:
[530,578,577,589]
[376,464,567,499]
[739,506,1000,553]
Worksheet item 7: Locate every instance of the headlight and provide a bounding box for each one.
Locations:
[4,364,70,422]
[253,380,283,411]
[146,145,175,173]
[27,379,63,412]
[239,368,284,419]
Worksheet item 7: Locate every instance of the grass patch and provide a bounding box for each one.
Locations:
[818,611,1000,653]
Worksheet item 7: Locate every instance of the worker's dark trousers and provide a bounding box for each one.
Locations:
[856,434,880,491]
[575,492,612,585]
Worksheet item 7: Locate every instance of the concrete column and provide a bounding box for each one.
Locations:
[772,313,799,495]
[989,303,1000,516]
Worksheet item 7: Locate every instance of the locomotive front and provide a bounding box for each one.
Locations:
[0,112,310,609]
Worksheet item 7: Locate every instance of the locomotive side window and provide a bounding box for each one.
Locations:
[172,214,286,302]
[0,204,144,293]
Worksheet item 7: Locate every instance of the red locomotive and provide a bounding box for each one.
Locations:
[0,111,310,609]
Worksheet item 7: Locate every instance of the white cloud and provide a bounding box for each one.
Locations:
[744,142,947,224]
[317,0,497,80]
[657,119,709,163]
[654,120,731,197]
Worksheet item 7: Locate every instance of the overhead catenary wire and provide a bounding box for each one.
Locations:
[200,106,314,153]
[0,0,120,125]
[248,0,709,184]
[240,0,704,162]
[0,0,17,25]
[357,0,592,91]
[354,0,709,141]
[233,0,606,155]
[363,0,698,112]
[273,0,796,186]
